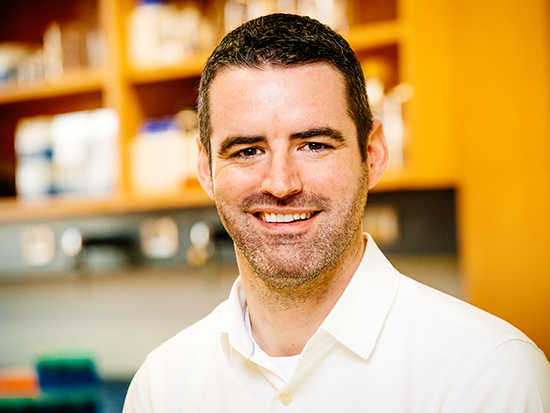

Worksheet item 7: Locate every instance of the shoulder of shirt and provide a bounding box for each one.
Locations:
[142,298,230,368]
[360,235,536,351]
[393,274,550,406]
[394,272,548,372]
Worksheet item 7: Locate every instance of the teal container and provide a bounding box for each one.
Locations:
[35,351,101,413]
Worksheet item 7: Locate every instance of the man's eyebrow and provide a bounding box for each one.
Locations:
[218,135,265,157]
[217,128,346,157]
[290,127,346,143]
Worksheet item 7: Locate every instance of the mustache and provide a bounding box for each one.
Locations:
[241,192,331,211]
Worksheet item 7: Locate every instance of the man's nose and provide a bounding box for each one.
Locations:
[260,152,302,199]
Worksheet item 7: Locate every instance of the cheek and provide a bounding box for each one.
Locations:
[306,158,364,192]
[213,166,260,198]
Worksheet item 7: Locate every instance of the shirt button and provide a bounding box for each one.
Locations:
[280,392,292,406]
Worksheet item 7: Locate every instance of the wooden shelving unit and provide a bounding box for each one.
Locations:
[0,0,457,223]
[2,0,549,360]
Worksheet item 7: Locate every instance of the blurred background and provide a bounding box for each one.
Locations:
[0,0,548,410]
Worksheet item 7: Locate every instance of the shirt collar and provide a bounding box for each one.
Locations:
[220,276,253,366]
[220,234,401,364]
[320,234,401,360]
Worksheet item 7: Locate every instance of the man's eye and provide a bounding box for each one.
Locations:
[304,142,330,151]
[235,147,260,158]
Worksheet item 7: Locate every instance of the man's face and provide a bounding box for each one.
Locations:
[197,64,383,289]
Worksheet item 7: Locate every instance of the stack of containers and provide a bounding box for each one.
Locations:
[35,351,101,412]
[15,109,119,199]
[13,116,53,198]
[0,17,105,87]
[224,0,349,33]
[130,109,199,194]
[127,0,216,68]
[0,351,100,412]
[0,366,39,412]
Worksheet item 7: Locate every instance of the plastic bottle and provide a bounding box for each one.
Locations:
[14,116,54,199]
[128,0,184,67]
[131,117,188,193]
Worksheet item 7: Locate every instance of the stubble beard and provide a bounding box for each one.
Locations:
[214,169,369,301]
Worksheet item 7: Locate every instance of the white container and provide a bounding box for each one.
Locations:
[277,0,296,14]
[14,116,54,198]
[128,0,185,67]
[16,158,53,199]
[43,22,63,79]
[297,0,348,30]
[247,0,277,21]
[87,108,120,194]
[131,118,188,194]
[224,0,247,33]
[15,109,119,198]
[180,5,201,55]
[175,109,199,182]
[51,111,93,194]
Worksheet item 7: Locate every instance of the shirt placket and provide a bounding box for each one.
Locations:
[269,331,337,411]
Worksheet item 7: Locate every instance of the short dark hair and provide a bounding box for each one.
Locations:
[198,13,373,165]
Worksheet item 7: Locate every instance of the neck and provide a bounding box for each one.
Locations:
[238,232,366,357]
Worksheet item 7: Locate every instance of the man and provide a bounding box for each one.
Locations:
[124,13,550,412]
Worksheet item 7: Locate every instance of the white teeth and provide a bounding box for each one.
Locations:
[260,212,314,223]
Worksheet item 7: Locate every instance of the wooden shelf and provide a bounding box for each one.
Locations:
[0,66,106,105]
[0,186,213,224]
[128,52,210,84]
[126,22,402,85]
[0,0,459,224]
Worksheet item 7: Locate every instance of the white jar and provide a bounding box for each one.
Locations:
[128,0,185,67]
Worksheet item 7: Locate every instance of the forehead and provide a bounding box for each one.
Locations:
[208,64,354,141]
[209,63,347,105]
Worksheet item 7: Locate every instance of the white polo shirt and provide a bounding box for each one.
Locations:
[123,235,550,412]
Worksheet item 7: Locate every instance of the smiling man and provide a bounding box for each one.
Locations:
[123,14,550,412]
[201,62,382,358]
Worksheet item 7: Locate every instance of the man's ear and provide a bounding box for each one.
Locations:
[195,135,214,200]
[366,119,389,189]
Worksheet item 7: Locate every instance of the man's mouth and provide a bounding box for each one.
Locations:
[257,211,316,223]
